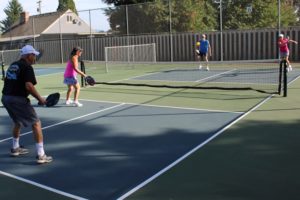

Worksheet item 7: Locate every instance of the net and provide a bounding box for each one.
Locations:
[0,49,21,65]
[105,43,156,72]
[81,60,284,94]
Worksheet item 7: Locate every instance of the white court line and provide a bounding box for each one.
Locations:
[0,103,124,143]
[36,72,64,77]
[79,98,244,114]
[195,69,237,82]
[0,170,88,200]
[123,71,162,81]
[116,94,274,200]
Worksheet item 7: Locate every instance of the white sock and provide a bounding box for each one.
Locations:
[12,137,20,149]
[36,142,45,156]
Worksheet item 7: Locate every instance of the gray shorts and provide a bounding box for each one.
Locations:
[280,51,289,58]
[1,95,40,127]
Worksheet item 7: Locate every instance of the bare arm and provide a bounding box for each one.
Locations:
[289,39,298,44]
[25,82,46,105]
[71,56,86,77]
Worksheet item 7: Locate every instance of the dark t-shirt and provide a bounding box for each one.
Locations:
[2,59,37,97]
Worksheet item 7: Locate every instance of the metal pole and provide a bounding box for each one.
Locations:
[126,5,130,64]
[169,0,173,62]
[32,18,36,48]
[37,0,42,14]
[278,0,281,60]
[126,5,129,41]
[59,14,63,64]
[220,0,223,61]
[89,10,94,61]
[278,0,281,34]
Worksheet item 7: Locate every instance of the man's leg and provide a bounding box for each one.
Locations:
[204,54,209,71]
[32,120,52,163]
[11,123,29,156]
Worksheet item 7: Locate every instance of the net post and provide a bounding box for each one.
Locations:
[80,60,86,87]
[278,60,283,95]
[283,60,287,97]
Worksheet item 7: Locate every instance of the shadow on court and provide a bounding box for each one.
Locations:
[0,100,241,199]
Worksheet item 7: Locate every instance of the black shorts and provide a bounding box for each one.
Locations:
[2,95,40,127]
[197,51,207,57]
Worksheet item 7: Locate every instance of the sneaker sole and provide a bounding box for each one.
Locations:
[37,159,53,164]
[10,151,29,157]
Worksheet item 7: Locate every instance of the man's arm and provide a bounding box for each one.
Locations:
[25,82,46,105]
[208,43,212,56]
[289,39,298,44]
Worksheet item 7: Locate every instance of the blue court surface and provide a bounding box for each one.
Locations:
[0,99,243,200]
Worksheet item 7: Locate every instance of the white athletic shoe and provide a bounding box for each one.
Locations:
[36,154,53,164]
[73,101,83,107]
[206,67,210,71]
[199,65,202,70]
[66,99,73,105]
[288,65,292,72]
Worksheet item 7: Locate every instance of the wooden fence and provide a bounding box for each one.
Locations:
[1,27,300,64]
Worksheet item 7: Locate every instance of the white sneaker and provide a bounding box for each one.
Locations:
[199,65,202,70]
[36,154,53,164]
[66,99,73,105]
[206,67,210,71]
[288,65,292,72]
[73,101,83,107]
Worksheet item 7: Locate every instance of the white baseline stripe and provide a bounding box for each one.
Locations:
[0,170,88,200]
[0,103,125,143]
[116,94,274,200]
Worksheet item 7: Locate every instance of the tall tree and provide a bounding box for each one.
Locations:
[211,0,298,30]
[104,0,217,35]
[102,0,154,6]
[0,0,23,33]
[57,0,78,14]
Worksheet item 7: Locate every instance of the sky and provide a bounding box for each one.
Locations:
[0,0,112,31]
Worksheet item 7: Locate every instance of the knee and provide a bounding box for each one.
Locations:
[32,120,41,129]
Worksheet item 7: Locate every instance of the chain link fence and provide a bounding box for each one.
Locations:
[0,0,299,64]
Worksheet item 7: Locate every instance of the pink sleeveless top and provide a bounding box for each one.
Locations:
[64,60,77,78]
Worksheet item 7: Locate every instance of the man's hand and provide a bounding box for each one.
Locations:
[38,97,46,106]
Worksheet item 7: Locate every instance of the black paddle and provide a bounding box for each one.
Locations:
[45,92,60,107]
[85,76,96,86]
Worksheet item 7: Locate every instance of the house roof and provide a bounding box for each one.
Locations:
[1,9,93,40]
[1,10,67,38]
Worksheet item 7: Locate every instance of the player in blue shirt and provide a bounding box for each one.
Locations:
[196,34,212,71]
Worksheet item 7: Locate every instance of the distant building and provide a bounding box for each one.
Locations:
[0,9,96,48]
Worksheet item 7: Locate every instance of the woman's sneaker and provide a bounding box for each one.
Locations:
[36,154,53,164]
[66,99,73,105]
[10,146,29,157]
[73,101,83,107]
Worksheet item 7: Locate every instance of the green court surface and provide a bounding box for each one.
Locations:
[126,75,300,200]
[0,63,299,199]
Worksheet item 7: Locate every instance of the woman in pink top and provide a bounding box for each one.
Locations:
[63,46,86,107]
[278,34,298,72]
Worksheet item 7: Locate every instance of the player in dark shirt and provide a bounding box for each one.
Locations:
[2,45,52,164]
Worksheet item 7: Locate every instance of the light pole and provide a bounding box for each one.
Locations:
[214,0,223,61]
[278,0,281,34]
